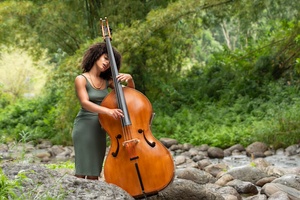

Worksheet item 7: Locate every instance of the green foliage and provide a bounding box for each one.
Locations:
[0,86,13,110]
[0,168,67,199]
[152,80,300,148]
[45,161,74,170]
[0,46,53,99]
[0,94,59,143]
[0,168,21,199]
[0,0,300,149]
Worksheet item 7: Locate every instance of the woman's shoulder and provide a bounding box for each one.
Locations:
[76,73,88,79]
[75,74,87,83]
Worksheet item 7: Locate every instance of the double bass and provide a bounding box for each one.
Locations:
[98,18,174,198]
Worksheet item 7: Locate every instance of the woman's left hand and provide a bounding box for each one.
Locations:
[116,73,135,88]
[116,73,132,83]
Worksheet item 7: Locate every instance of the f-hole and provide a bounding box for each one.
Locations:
[138,129,155,148]
[112,134,122,157]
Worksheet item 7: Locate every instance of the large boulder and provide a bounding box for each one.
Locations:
[226,165,268,184]
[1,163,133,199]
[148,179,225,200]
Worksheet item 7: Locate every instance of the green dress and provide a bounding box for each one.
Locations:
[72,74,109,177]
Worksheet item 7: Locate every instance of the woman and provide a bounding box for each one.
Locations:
[72,42,135,180]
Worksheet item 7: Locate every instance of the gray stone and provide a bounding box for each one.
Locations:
[261,182,300,200]
[204,163,229,177]
[176,167,216,184]
[227,144,245,153]
[272,174,300,190]
[1,163,133,199]
[285,144,299,156]
[160,138,178,148]
[268,191,290,200]
[1,140,300,200]
[215,174,234,186]
[226,179,258,195]
[217,186,241,200]
[174,155,186,165]
[148,179,225,200]
[197,159,212,169]
[244,194,267,200]
[255,176,277,187]
[226,165,268,183]
[246,142,268,157]
[208,147,224,158]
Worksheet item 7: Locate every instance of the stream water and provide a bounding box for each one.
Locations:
[218,154,300,168]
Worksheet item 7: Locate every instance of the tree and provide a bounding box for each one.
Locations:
[0,46,53,99]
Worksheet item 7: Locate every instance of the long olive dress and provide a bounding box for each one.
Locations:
[72,74,109,177]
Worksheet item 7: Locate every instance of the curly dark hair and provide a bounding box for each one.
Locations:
[81,42,121,80]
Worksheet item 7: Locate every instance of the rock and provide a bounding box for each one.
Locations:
[204,163,229,177]
[36,140,52,149]
[50,145,65,156]
[176,167,216,184]
[148,179,225,200]
[215,174,234,186]
[197,159,212,169]
[0,143,8,152]
[188,147,199,157]
[264,150,274,157]
[182,143,193,151]
[1,163,133,199]
[208,147,224,158]
[252,152,266,158]
[1,140,300,200]
[271,174,300,190]
[217,186,242,200]
[226,165,268,184]
[33,149,51,159]
[160,138,178,148]
[169,144,182,151]
[261,182,300,200]
[174,155,186,165]
[280,166,300,175]
[275,148,285,155]
[226,144,245,154]
[181,151,191,157]
[224,149,232,157]
[264,166,285,176]
[252,158,270,169]
[192,154,206,162]
[285,144,300,156]
[226,179,258,195]
[255,176,277,187]
[198,144,210,151]
[244,194,267,200]
[18,143,35,153]
[268,191,290,200]
[0,152,11,160]
[55,147,73,159]
[246,142,268,157]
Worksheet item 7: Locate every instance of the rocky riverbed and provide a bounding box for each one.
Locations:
[0,139,299,200]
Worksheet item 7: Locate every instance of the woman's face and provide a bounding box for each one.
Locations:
[95,54,110,72]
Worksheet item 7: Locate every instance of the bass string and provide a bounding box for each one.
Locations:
[122,125,133,141]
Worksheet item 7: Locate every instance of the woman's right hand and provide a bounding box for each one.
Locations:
[106,108,124,119]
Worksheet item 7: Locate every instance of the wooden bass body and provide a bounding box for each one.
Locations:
[99,87,174,198]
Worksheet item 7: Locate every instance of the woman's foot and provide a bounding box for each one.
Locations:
[86,176,99,180]
[75,174,99,180]
[75,174,85,179]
